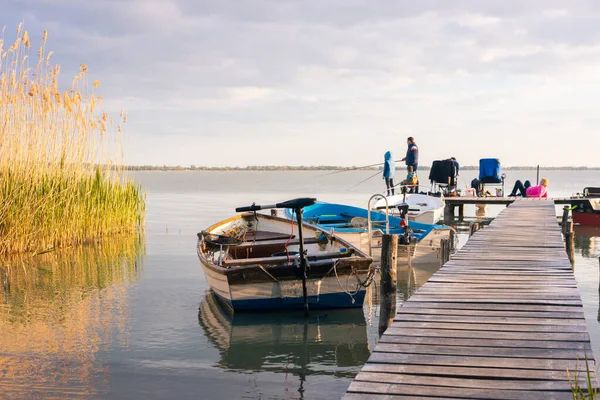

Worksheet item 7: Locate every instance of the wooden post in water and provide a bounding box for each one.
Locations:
[440,238,451,266]
[379,234,398,337]
[458,204,464,220]
[565,221,575,266]
[444,204,455,219]
[469,222,480,237]
[561,206,569,235]
[536,165,540,185]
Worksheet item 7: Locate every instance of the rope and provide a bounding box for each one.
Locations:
[328,260,380,304]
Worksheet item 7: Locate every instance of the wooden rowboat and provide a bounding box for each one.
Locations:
[197,199,373,311]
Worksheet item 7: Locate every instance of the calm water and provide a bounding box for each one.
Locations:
[1,170,599,399]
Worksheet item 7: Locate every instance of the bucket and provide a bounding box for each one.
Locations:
[496,188,503,197]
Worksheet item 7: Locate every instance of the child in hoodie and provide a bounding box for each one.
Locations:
[401,166,418,193]
[382,151,395,196]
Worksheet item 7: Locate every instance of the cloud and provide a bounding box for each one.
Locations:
[3,0,600,166]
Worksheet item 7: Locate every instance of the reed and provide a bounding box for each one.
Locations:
[568,357,599,399]
[0,24,145,255]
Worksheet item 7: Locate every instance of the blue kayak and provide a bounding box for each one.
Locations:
[284,201,444,242]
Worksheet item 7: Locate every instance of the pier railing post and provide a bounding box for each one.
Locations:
[379,234,398,337]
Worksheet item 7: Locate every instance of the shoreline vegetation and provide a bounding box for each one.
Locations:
[0,25,145,255]
[123,165,600,172]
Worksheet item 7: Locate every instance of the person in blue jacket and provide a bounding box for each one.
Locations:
[401,137,419,172]
[382,151,395,196]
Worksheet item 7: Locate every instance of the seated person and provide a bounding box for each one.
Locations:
[471,178,482,197]
[509,178,549,198]
[401,166,418,193]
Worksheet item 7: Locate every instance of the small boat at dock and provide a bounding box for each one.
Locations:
[373,193,444,224]
[571,187,600,226]
[284,201,452,256]
[197,198,374,312]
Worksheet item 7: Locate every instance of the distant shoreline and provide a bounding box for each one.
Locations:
[124,165,600,172]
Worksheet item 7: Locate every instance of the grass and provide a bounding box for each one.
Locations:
[0,24,145,255]
[568,357,599,399]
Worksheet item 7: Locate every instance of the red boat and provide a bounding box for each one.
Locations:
[571,187,600,227]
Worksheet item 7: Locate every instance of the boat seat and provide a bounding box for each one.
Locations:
[234,237,323,250]
[244,231,295,242]
[222,250,354,267]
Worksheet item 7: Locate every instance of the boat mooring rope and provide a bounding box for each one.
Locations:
[329,260,379,304]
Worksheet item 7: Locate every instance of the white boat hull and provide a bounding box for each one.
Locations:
[200,260,369,310]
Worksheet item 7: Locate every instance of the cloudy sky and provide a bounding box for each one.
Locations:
[4,0,600,167]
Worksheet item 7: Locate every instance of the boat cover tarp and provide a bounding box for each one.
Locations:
[429,159,456,186]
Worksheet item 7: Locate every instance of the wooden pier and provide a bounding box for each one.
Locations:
[443,196,590,218]
[345,200,598,399]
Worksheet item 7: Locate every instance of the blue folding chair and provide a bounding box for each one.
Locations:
[478,158,506,196]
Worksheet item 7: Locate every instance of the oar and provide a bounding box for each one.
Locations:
[319,159,404,176]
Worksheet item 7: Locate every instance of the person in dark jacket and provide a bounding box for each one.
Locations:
[382,151,395,196]
[401,137,419,172]
[401,137,419,192]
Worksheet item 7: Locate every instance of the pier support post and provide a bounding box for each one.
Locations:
[561,207,569,235]
[379,234,398,337]
[458,204,464,220]
[565,221,575,266]
[440,238,451,266]
[444,204,455,220]
[469,222,480,237]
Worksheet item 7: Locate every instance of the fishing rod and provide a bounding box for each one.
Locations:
[320,159,404,177]
[349,170,382,189]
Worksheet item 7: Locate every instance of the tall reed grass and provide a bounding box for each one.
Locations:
[0,24,145,255]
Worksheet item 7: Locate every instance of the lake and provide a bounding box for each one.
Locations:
[1,170,598,399]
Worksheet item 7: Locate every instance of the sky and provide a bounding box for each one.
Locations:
[3,0,600,167]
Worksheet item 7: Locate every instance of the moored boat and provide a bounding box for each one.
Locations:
[197,198,374,311]
[374,193,444,224]
[284,201,452,256]
[572,187,600,227]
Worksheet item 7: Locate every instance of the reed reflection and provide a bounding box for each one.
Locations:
[0,234,144,398]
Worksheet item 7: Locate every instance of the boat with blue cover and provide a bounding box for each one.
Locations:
[284,201,451,255]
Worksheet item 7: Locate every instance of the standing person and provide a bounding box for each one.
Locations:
[382,151,395,196]
[401,137,419,192]
[450,157,460,177]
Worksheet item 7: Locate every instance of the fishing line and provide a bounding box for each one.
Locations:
[318,159,404,177]
[349,170,381,190]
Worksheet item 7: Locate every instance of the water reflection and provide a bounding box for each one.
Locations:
[573,226,600,327]
[198,292,370,380]
[0,235,144,398]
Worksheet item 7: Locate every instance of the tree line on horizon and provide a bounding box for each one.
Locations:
[121,165,600,172]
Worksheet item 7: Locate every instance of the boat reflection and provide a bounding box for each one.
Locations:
[0,235,144,398]
[198,291,370,377]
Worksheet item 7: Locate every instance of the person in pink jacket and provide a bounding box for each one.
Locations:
[509,178,549,198]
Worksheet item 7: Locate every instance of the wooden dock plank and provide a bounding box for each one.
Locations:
[346,200,598,399]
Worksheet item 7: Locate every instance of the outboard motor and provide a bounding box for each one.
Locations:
[396,202,414,245]
[235,197,317,316]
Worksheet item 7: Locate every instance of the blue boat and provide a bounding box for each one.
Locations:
[284,202,449,254]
